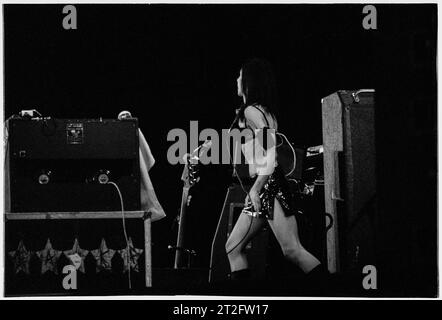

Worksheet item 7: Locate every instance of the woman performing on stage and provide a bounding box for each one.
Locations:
[225,58,328,285]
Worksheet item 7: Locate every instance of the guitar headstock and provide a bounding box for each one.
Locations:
[181,155,200,189]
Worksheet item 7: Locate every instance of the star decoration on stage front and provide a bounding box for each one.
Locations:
[91,238,115,272]
[63,238,89,273]
[7,237,146,275]
[36,238,62,274]
[118,237,143,273]
[9,240,32,275]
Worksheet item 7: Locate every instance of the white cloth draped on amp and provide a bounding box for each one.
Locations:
[138,128,166,222]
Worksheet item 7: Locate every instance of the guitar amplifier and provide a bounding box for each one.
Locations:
[5,118,141,212]
[322,89,377,274]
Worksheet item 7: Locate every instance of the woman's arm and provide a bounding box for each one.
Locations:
[246,174,268,212]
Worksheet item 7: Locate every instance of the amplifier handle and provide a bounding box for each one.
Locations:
[325,213,334,231]
[352,89,375,103]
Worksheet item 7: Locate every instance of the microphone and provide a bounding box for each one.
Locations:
[118,110,132,120]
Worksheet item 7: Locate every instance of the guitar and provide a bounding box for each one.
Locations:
[172,140,211,269]
[276,132,297,178]
[243,104,297,178]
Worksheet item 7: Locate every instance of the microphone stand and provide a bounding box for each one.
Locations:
[168,245,197,269]
[227,107,243,180]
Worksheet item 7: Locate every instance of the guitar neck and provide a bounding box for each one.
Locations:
[174,186,190,269]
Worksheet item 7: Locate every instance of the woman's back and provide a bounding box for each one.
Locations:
[243,104,278,131]
[241,103,278,178]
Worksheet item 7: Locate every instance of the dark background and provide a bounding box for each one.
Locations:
[4,4,437,296]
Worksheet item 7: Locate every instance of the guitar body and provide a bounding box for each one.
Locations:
[247,104,297,178]
[276,132,297,178]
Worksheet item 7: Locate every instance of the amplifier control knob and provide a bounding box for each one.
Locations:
[98,173,109,184]
[38,171,51,184]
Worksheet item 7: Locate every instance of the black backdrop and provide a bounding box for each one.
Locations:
[4,4,437,296]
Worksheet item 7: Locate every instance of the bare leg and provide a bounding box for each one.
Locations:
[267,198,321,273]
[225,212,266,272]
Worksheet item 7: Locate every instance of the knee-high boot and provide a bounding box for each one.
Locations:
[306,263,329,292]
[229,268,251,280]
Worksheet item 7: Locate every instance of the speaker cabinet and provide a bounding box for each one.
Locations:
[5,118,141,212]
[322,90,377,274]
[209,183,269,283]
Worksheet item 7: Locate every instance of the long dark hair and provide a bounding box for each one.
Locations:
[240,58,278,117]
